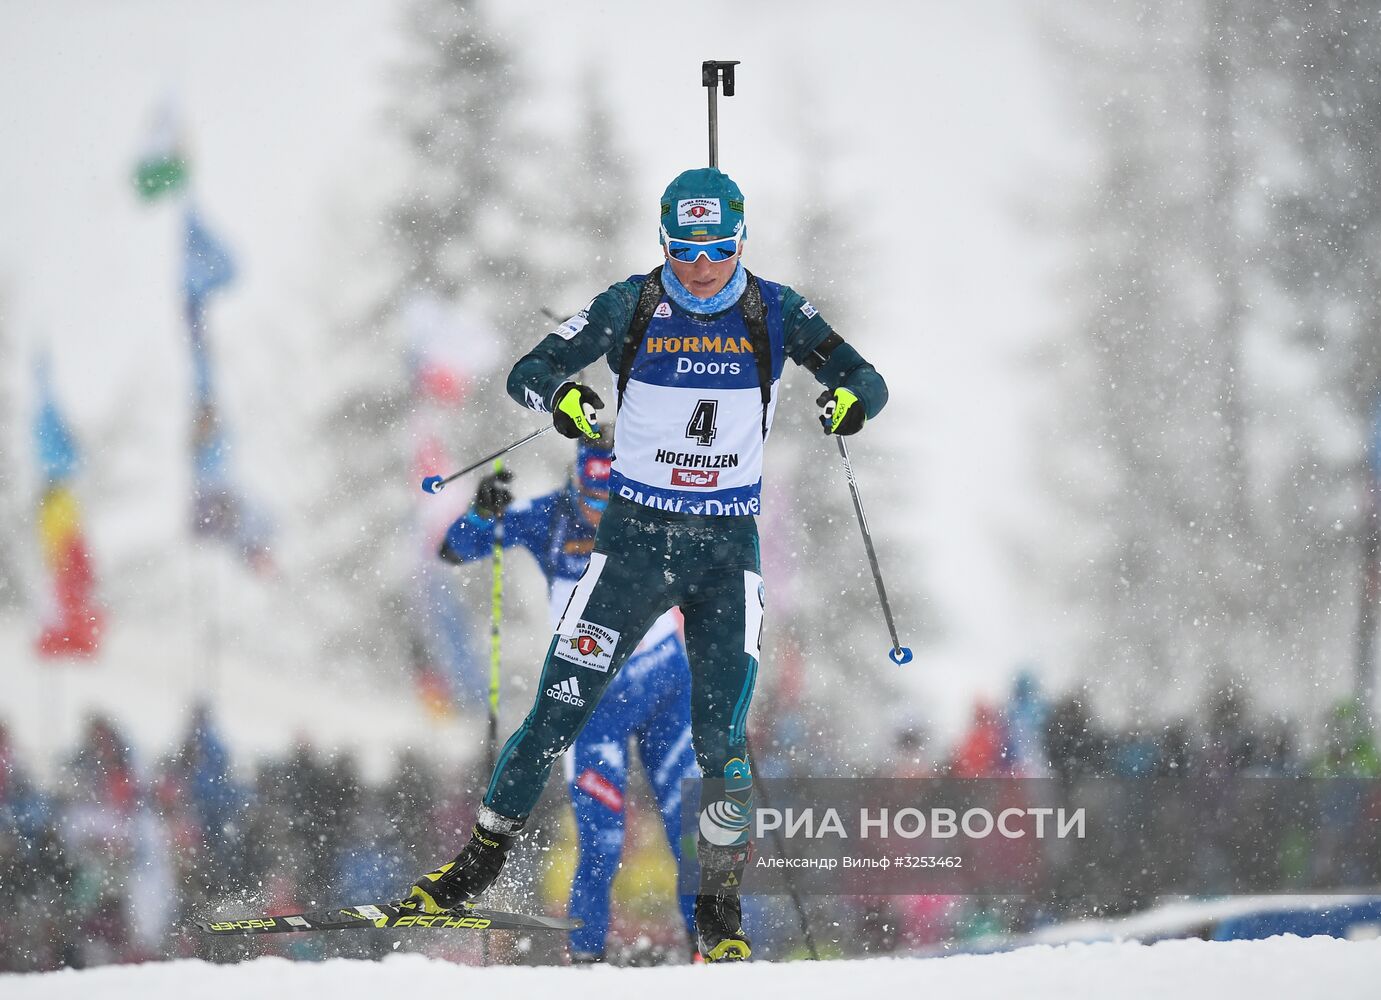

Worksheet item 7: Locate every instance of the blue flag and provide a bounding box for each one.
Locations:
[35,362,79,483]
[180,206,271,569]
[184,207,236,306]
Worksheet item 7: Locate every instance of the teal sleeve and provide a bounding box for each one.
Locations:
[780,285,889,420]
[506,279,640,411]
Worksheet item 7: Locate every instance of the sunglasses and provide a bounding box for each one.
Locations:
[661,224,743,263]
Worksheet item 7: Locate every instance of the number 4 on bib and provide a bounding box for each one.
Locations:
[686,399,719,447]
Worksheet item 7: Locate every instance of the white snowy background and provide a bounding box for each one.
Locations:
[0,0,1083,772]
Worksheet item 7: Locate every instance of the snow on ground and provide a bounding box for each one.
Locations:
[5,937,1381,1000]
[1019,894,1381,947]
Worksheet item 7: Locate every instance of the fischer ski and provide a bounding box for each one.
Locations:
[194,901,580,936]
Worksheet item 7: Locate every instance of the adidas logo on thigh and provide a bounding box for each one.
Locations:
[545,675,586,708]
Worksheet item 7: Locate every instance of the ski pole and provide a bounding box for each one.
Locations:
[833,437,913,665]
[752,769,819,960]
[483,457,504,966]
[702,60,740,169]
[486,459,504,773]
[420,425,553,494]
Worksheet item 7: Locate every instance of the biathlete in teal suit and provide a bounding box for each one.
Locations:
[402,167,888,962]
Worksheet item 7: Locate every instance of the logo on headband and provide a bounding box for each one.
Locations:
[677,198,721,226]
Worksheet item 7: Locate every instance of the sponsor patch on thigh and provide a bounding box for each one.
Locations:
[554,619,620,672]
[744,571,765,660]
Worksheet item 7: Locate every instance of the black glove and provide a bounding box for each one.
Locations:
[473,468,514,520]
[551,382,604,441]
[817,387,865,435]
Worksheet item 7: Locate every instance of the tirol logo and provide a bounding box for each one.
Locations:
[545,676,585,707]
[654,302,672,318]
[677,198,722,227]
[672,468,719,488]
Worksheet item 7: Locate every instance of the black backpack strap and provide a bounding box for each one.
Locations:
[617,266,665,414]
[740,270,772,439]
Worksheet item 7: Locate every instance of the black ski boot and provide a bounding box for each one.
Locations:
[695,892,750,962]
[400,809,524,914]
[695,839,752,962]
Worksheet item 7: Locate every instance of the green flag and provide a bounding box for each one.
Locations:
[133,101,188,201]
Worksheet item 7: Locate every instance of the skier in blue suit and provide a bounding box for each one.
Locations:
[438,431,699,963]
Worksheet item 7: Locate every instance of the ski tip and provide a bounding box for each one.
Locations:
[889,646,913,665]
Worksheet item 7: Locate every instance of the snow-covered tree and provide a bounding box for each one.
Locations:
[759,142,932,769]
[1255,1,1381,714]
[530,66,639,313]
[1039,2,1264,723]
[302,0,545,678]
[303,0,633,686]
[1042,0,1380,729]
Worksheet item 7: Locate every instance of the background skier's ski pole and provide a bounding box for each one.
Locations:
[485,459,504,776]
[753,771,819,960]
[420,425,553,494]
[834,437,913,664]
[483,457,504,965]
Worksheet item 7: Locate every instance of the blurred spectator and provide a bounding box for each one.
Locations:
[1,686,1379,970]
[1045,695,1106,782]
[59,715,145,965]
[0,724,14,804]
[1004,668,1049,776]
[1204,686,1255,774]
[891,723,931,779]
[69,715,137,813]
[1156,722,1194,776]
[1313,698,1381,778]
[177,704,242,835]
[950,703,1008,777]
